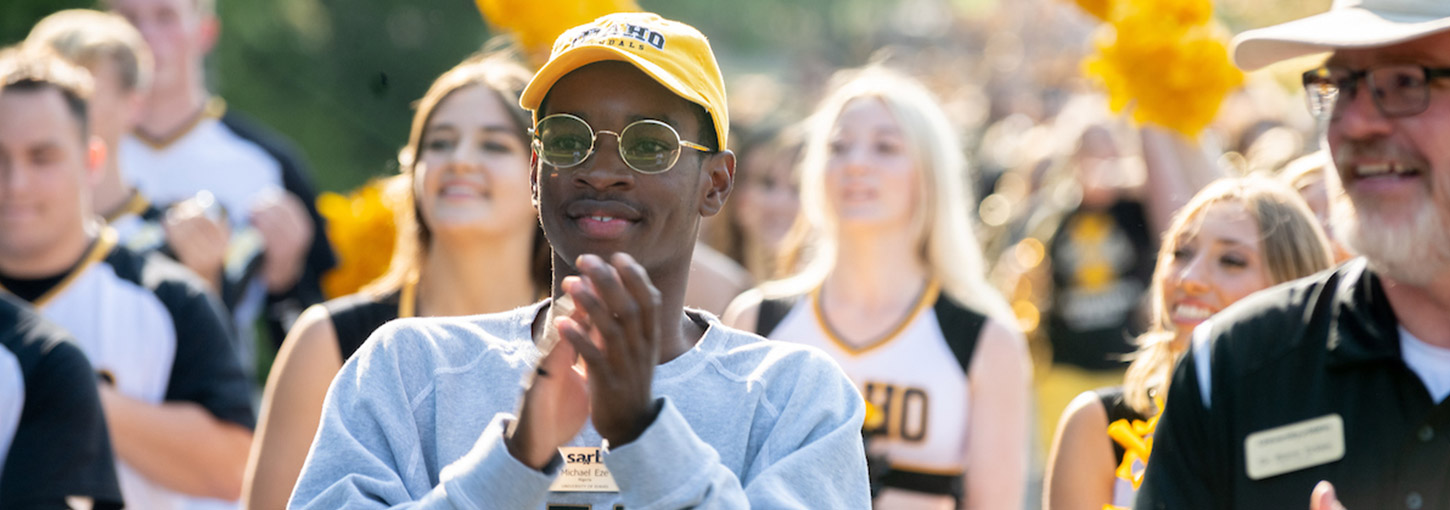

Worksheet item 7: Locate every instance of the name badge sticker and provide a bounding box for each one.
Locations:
[1244,414,1346,480]
[550,447,620,493]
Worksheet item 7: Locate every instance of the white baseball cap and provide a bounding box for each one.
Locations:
[1231,0,1450,71]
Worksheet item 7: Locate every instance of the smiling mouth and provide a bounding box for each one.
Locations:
[1171,303,1213,322]
[440,184,489,199]
[574,215,634,238]
[1351,162,1420,179]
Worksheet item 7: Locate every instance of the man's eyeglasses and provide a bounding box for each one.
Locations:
[1302,64,1450,119]
[530,113,712,174]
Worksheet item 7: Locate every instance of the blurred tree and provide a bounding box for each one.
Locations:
[1,0,92,44]
[213,0,491,193]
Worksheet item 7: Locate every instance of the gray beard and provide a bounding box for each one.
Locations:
[1332,193,1450,286]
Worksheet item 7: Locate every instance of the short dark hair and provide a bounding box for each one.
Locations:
[0,46,93,140]
[689,102,718,152]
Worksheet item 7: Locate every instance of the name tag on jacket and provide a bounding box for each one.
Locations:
[1244,414,1346,480]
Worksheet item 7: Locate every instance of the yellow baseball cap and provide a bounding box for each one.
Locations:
[519,12,728,150]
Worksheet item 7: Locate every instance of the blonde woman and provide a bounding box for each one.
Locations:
[241,52,549,510]
[1043,176,1333,510]
[724,66,1031,510]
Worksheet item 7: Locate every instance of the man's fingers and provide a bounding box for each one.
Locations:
[555,316,606,369]
[576,254,634,318]
[575,254,647,356]
[563,274,629,359]
[611,253,660,348]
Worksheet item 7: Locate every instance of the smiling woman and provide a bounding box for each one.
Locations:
[241,49,551,510]
[1044,175,1335,510]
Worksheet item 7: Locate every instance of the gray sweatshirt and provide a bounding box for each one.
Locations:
[289,302,870,509]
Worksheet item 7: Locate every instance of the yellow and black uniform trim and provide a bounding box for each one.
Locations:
[812,279,941,356]
[132,97,227,150]
[102,191,151,224]
[0,229,117,308]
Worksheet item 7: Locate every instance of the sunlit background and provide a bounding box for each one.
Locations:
[3,0,1330,195]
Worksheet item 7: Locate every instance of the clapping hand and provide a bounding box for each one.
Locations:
[508,253,663,469]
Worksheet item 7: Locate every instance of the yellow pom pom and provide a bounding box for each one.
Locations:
[320,179,400,299]
[1080,0,1243,137]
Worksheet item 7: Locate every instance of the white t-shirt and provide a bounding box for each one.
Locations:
[1400,326,1450,404]
[118,111,284,231]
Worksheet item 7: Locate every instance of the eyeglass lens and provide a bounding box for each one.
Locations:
[534,115,682,174]
[1306,65,1430,118]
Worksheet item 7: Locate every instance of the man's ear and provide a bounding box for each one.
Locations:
[197,14,220,57]
[85,136,107,186]
[698,149,735,217]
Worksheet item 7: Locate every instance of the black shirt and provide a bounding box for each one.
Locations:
[1046,200,1154,370]
[1095,385,1153,468]
[0,232,255,507]
[323,290,402,362]
[1136,258,1450,509]
[0,295,124,510]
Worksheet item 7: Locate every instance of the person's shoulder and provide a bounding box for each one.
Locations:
[0,301,95,404]
[0,297,81,369]
[104,242,196,289]
[216,106,307,169]
[701,319,849,384]
[321,291,397,326]
[1057,389,1112,443]
[352,305,541,374]
[695,320,862,425]
[0,295,39,341]
[1203,261,1355,371]
[113,245,225,310]
[722,286,807,337]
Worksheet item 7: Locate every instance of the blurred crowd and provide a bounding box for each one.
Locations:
[2,0,1447,509]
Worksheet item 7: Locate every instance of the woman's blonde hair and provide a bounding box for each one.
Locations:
[1122,176,1333,413]
[767,65,1013,322]
[363,50,550,297]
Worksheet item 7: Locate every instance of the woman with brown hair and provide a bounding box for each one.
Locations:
[241,51,549,510]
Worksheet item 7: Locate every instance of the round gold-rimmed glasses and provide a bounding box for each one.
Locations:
[531,113,712,174]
